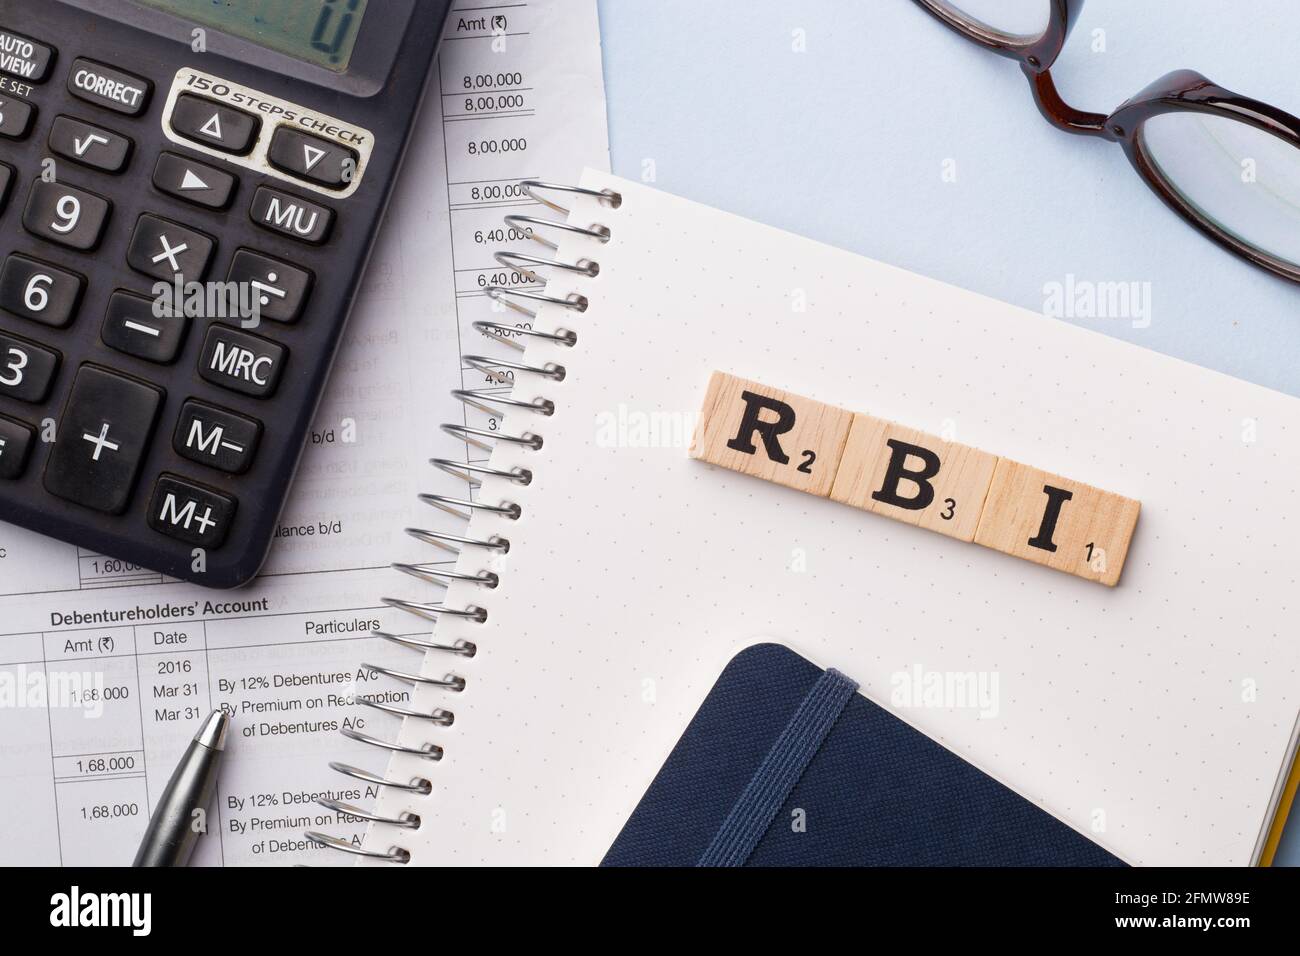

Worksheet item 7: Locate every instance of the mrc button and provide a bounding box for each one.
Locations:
[68,59,151,116]
[0,28,53,82]
[199,324,286,398]
[148,474,236,549]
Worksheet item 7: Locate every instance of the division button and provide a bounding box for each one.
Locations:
[226,250,312,323]
[68,58,151,116]
[43,365,162,514]
[148,475,237,549]
[152,152,235,209]
[170,93,259,154]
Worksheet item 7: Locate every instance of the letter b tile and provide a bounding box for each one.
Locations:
[830,415,998,542]
[689,371,854,496]
[973,459,1140,586]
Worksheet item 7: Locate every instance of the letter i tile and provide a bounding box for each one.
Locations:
[973,459,1140,586]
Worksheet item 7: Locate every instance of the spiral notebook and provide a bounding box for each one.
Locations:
[323,171,1300,867]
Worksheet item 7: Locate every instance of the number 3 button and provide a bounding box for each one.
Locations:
[0,329,59,403]
[22,180,111,251]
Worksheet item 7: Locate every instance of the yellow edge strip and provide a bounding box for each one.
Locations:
[1261,746,1300,866]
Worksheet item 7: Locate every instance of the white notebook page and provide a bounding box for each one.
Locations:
[370,171,1300,866]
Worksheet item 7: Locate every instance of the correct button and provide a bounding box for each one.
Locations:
[68,58,151,116]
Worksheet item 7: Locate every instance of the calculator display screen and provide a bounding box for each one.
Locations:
[136,0,369,72]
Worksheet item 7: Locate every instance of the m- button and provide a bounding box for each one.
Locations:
[44,365,162,514]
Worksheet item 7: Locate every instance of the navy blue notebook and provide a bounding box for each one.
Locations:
[602,643,1126,867]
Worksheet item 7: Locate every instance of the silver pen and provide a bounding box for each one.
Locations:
[132,708,230,867]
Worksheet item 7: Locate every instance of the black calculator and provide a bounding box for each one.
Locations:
[0,0,450,587]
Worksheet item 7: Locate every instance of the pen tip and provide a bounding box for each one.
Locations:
[194,708,230,751]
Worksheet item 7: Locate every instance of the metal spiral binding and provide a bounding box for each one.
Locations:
[305,180,621,863]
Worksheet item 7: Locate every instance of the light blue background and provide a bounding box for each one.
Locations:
[597,0,1300,866]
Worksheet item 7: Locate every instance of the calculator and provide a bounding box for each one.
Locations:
[0,0,450,588]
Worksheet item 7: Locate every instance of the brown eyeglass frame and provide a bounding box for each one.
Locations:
[914,0,1300,285]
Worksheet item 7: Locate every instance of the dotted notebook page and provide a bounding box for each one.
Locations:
[371,171,1300,866]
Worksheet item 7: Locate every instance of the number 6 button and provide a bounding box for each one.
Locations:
[0,254,85,328]
[22,180,111,251]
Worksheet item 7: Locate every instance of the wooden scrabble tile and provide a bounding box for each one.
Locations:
[829,415,998,542]
[689,371,854,497]
[973,459,1141,586]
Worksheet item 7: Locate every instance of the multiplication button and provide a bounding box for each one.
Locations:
[148,475,236,549]
[43,365,162,514]
[126,214,214,282]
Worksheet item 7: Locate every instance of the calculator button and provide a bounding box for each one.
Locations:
[0,162,11,211]
[174,400,261,474]
[198,325,286,398]
[267,127,357,190]
[127,214,214,282]
[102,290,188,364]
[170,94,259,154]
[0,329,59,403]
[0,28,54,83]
[49,116,132,173]
[0,254,85,328]
[43,365,161,514]
[148,474,236,549]
[152,152,235,209]
[249,186,333,244]
[0,414,33,480]
[22,180,111,251]
[0,93,34,139]
[226,250,312,323]
[67,59,151,116]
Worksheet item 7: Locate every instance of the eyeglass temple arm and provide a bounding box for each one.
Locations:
[1026,67,1113,138]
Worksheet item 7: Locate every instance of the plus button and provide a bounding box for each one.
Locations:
[82,422,121,462]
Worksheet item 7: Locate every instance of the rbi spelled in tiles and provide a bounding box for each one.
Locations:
[689,371,854,497]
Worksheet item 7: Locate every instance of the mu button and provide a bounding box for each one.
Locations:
[250,186,333,243]
[148,475,236,549]
[198,325,286,398]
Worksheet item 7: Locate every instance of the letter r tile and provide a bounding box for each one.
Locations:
[973,459,1141,586]
[829,415,998,542]
[689,371,854,497]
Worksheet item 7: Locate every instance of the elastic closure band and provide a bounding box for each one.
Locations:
[697,667,859,867]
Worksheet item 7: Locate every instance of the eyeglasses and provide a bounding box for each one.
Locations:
[913,0,1300,285]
